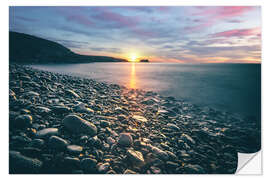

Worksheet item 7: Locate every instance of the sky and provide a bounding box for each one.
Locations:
[9,6,261,63]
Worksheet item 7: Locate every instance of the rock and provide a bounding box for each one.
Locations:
[13,115,32,129]
[80,158,97,173]
[25,91,40,97]
[132,115,148,122]
[107,137,116,145]
[48,136,68,150]
[181,134,195,145]
[65,89,80,98]
[97,162,110,173]
[123,169,137,174]
[36,106,51,114]
[74,103,94,114]
[63,157,80,169]
[30,139,45,149]
[166,123,180,131]
[127,149,145,164]
[184,164,206,174]
[53,105,71,114]
[118,133,133,147]
[67,145,83,154]
[36,128,59,138]
[115,107,129,116]
[9,151,43,174]
[152,146,169,161]
[150,166,161,174]
[166,161,179,169]
[106,170,117,174]
[63,114,97,136]
[100,120,110,127]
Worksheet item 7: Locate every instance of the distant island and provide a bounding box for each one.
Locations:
[9,31,128,64]
[139,59,149,63]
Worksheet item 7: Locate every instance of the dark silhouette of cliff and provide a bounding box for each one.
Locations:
[9,31,127,64]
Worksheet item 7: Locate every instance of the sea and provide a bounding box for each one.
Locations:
[31,63,261,121]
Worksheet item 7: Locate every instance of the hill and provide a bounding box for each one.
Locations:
[9,31,127,64]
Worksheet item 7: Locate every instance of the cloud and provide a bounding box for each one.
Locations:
[66,15,94,27]
[90,47,122,53]
[211,27,261,38]
[185,6,255,31]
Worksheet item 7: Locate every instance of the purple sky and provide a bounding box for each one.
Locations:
[9,6,261,63]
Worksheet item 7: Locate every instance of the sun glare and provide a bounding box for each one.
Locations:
[129,53,138,62]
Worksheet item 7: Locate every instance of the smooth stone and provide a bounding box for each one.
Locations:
[30,139,45,149]
[36,106,51,113]
[25,91,40,97]
[36,128,59,138]
[184,164,206,174]
[13,115,33,128]
[166,123,180,131]
[97,162,110,173]
[80,158,97,172]
[150,166,161,174]
[107,137,116,145]
[9,151,43,174]
[63,114,97,136]
[67,145,83,154]
[106,170,117,174]
[74,103,94,114]
[115,107,129,116]
[132,115,148,122]
[100,120,110,127]
[63,157,80,169]
[127,149,145,164]
[53,105,71,114]
[123,169,137,174]
[48,136,68,150]
[166,161,179,169]
[181,134,195,145]
[65,89,80,98]
[152,146,169,161]
[118,133,133,147]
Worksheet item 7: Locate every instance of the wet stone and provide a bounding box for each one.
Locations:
[13,115,33,129]
[118,133,133,147]
[36,128,59,138]
[9,151,43,174]
[123,169,137,174]
[80,158,97,173]
[97,162,110,173]
[132,115,148,122]
[127,149,145,164]
[67,145,83,154]
[63,114,97,136]
[48,136,68,150]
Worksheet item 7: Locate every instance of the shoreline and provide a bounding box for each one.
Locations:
[9,64,261,174]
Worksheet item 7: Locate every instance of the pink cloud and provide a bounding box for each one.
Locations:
[94,8,139,28]
[211,27,261,38]
[185,6,255,31]
[66,15,94,27]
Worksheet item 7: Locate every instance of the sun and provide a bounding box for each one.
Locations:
[129,53,138,62]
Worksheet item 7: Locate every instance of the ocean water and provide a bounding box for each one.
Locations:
[31,63,261,120]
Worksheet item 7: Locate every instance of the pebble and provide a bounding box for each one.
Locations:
[48,136,68,150]
[63,114,97,136]
[127,149,145,164]
[13,114,33,129]
[80,158,97,173]
[118,133,133,147]
[9,151,43,174]
[67,145,83,154]
[132,115,148,122]
[36,128,59,138]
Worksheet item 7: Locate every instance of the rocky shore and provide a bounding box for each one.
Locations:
[9,64,261,174]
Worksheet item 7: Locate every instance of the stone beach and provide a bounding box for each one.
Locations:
[9,64,261,174]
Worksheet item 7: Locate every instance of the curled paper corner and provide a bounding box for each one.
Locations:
[236,151,262,174]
